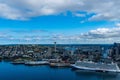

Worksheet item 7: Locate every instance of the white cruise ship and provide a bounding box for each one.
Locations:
[71,61,120,73]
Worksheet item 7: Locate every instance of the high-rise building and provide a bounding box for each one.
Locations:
[54,42,56,53]
[111,43,120,60]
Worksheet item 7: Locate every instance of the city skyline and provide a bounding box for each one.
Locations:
[0,0,120,44]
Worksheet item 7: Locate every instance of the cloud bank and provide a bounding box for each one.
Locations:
[0,0,120,21]
[1,24,120,44]
[0,0,120,44]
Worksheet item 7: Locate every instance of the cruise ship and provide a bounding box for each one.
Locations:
[71,61,120,73]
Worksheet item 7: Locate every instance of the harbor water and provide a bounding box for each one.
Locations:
[0,61,120,80]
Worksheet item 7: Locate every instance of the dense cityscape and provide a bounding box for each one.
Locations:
[0,42,120,67]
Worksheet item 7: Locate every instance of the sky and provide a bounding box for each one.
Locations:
[0,0,120,44]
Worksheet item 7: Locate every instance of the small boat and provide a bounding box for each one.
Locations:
[11,61,25,65]
[25,61,49,65]
[11,59,26,65]
[49,62,70,67]
[71,61,120,73]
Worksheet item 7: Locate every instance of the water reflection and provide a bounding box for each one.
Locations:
[0,62,120,80]
[72,69,119,80]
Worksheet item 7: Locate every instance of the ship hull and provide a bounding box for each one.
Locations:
[71,64,120,74]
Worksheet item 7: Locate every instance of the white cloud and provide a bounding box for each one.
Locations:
[116,23,120,27]
[1,26,120,44]
[0,0,120,21]
[0,3,24,20]
[0,34,12,39]
[0,0,79,20]
[74,13,86,17]
[81,27,120,39]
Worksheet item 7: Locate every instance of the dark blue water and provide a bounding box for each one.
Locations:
[0,62,119,80]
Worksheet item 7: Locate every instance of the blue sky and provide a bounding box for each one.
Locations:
[0,0,120,44]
